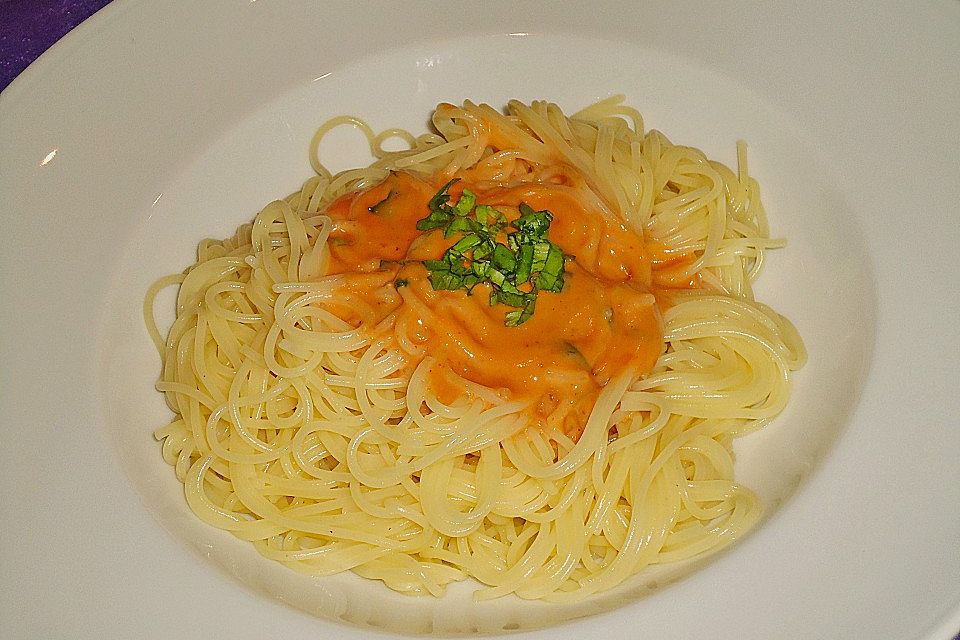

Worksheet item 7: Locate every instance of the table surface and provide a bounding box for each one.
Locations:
[0,0,113,93]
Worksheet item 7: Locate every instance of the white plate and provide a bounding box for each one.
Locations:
[1,1,958,639]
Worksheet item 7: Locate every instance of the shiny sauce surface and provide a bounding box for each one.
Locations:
[321,170,675,437]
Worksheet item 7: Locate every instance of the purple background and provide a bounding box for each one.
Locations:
[0,0,113,93]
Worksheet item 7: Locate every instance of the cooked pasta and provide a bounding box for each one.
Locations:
[146,96,805,602]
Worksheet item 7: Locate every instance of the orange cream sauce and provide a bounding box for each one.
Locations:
[320,170,683,438]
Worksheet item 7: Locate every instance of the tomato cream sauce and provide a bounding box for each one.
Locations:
[320,170,681,438]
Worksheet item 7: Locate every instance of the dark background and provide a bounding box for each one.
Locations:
[0,0,113,92]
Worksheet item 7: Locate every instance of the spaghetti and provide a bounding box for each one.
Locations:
[146,97,805,601]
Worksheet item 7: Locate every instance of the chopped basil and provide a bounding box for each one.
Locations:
[514,203,553,237]
[416,182,567,326]
[534,243,565,293]
[504,300,536,327]
[491,244,517,272]
[368,190,395,214]
[564,342,590,367]
[452,189,476,216]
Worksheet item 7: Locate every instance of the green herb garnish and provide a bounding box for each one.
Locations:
[368,190,395,214]
[416,181,567,326]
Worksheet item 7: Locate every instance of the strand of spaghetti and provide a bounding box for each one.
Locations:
[503,372,633,480]
[391,136,473,168]
[309,115,377,175]
[144,273,185,352]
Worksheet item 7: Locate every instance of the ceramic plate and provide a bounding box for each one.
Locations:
[1,1,958,638]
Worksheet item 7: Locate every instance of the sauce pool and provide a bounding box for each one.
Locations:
[320,170,673,438]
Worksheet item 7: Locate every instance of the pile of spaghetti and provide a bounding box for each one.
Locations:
[146,97,805,601]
